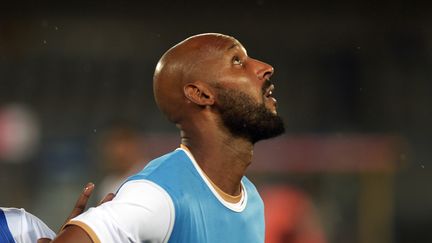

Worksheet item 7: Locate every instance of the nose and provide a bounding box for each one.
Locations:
[254,58,274,81]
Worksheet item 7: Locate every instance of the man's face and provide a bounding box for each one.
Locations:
[208,39,279,116]
[209,38,285,143]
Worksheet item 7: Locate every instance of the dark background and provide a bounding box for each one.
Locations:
[0,1,431,242]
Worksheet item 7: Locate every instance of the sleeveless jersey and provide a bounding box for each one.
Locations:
[127,148,265,243]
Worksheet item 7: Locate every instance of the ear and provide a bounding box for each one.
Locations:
[184,82,215,106]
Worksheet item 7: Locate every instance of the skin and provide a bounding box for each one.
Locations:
[155,33,275,195]
[51,33,277,242]
[39,183,114,243]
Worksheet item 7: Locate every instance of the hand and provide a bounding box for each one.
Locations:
[59,182,115,232]
[38,183,115,242]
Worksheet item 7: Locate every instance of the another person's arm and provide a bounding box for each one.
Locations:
[51,179,174,243]
[60,182,115,231]
[37,182,114,243]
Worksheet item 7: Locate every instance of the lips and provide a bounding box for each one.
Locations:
[263,84,277,114]
[264,84,275,98]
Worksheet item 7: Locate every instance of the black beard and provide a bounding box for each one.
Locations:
[215,86,285,144]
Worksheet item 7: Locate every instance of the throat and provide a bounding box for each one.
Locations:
[204,172,243,204]
[180,144,245,203]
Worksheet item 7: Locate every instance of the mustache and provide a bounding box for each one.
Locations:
[262,79,273,94]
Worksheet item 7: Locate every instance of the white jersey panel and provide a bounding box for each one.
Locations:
[70,179,174,243]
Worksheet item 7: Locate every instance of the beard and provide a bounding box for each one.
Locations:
[214,83,285,144]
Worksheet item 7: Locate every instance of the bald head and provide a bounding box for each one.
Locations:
[153,33,238,123]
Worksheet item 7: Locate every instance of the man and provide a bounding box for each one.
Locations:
[0,183,114,243]
[53,33,285,242]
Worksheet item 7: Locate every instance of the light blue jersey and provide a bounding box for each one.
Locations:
[127,148,265,243]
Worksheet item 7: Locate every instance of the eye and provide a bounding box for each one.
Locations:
[232,56,243,66]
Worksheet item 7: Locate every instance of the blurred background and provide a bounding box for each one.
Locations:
[0,0,431,242]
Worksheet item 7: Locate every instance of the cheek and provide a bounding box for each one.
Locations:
[244,82,264,101]
[237,83,262,103]
[218,72,263,100]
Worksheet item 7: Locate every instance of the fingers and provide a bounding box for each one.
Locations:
[99,192,115,205]
[69,182,95,218]
[59,182,115,233]
[60,182,95,232]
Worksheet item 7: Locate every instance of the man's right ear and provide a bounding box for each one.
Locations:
[184,82,215,106]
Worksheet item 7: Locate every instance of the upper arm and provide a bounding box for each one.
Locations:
[52,225,93,243]
[53,179,175,242]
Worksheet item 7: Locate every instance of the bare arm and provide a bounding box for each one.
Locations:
[43,183,115,243]
[51,225,93,243]
[48,180,171,242]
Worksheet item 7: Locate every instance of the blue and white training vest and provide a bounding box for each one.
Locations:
[127,148,265,243]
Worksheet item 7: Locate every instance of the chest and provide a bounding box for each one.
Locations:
[168,190,265,243]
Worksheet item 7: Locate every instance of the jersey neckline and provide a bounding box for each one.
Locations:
[176,147,248,212]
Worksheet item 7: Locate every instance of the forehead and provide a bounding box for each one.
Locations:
[194,41,247,72]
[212,37,247,55]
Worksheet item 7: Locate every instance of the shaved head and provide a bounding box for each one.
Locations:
[153,33,237,123]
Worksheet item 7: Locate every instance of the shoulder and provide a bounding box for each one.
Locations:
[130,149,190,180]
[70,179,175,242]
[2,207,48,228]
[1,207,25,218]
[1,207,25,233]
[241,177,263,205]
[116,179,174,206]
[242,176,259,193]
[1,207,55,242]
[127,149,195,194]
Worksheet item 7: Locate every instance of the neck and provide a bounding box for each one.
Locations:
[180,128,253,196]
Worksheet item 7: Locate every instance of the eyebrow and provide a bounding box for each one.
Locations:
[227,43,238,50]
[225,41,248,56]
